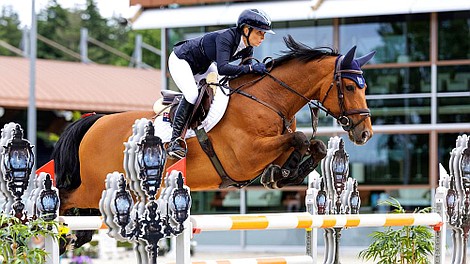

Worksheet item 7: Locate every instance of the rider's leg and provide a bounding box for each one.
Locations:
[194,62,219,83]
[167,97,194,158]
[168,52,198,104]
[167,52,197,158]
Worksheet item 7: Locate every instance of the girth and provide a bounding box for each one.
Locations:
[195,127,253,189]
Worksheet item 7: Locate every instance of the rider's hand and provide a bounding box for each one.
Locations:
[251,63,267,74]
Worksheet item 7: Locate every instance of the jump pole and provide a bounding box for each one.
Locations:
[190,212,442,231]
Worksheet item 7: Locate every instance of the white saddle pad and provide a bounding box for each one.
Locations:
[153,85,230,143]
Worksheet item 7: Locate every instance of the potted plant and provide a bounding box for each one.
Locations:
[0,213,61,263]
[359,198,434,264]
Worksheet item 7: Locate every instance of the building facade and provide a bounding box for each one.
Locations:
[131,0,469,226]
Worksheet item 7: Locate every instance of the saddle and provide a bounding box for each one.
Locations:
[155,72,217,130]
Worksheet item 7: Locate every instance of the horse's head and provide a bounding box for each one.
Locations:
[320,46,376,145]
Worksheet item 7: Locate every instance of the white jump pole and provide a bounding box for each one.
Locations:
[190,212,443,232]
[59,216,104,230]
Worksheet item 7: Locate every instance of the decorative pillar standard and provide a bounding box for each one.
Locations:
[440,134,469,264]
[102,121,191,264]
[331,139,350,264]
[309,136,360,264]
[2,124,35,222]
[0,123,60,264]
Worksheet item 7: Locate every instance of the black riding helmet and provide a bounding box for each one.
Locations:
[237,9,275,45]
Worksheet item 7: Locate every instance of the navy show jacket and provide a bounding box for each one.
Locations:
[173,27,253,76]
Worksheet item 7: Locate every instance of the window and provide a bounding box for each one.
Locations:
[368,98,431,125]
[437,65,470,92]
[255,20,334,59]
[438,11,470,61]
[364,67,431,95]
[343,133,429,185]
[340,14,430,63]
[437,96,470,123]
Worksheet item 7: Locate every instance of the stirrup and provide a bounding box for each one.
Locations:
[167,138,187,159]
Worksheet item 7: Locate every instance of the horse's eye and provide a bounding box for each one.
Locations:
[346,85,355,91]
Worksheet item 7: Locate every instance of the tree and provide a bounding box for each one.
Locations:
[78,0,162,68]
[117,28,162,68]
[37,0,82,61]
[1,0,162,69]
[0,6,22,56]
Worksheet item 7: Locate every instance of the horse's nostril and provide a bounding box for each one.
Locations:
[362,131,370,140]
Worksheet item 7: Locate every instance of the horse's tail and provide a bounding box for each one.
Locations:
[51,114,105,191]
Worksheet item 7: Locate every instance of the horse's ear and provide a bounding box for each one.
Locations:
[342,46,357,67]
[356,50,376,67]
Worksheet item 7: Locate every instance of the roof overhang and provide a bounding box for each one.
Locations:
[131,0,470,30]
[0,56,161,112]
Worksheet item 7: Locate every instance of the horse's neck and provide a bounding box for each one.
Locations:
[230,59,334,118]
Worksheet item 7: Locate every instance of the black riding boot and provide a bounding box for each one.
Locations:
[167,97,194,159]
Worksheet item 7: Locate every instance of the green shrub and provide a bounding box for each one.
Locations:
[0,214,61,264]
[359,198,434,264]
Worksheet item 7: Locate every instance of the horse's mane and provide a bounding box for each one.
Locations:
[269,35,339,68]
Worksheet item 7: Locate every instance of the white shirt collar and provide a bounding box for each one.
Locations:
[234,37,247,56]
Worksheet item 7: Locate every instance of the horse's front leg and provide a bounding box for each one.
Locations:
[260,132,309,189]
[261,134,327,189]
[277,138,327,188]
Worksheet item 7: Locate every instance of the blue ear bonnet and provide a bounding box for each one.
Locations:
[338,47,376,89]
[341,59,366,88]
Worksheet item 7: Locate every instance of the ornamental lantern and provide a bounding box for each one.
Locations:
[38,174,59,221]
[171,172,191,224]
[2,125,34,219]
[461,148,470,183]
[114,174,133,228]
[3,125,34,195]
[137,122,166,197]
[446,176,457,219]
[316,179,327,215]
[331,139,349,194]
[349,180,360,214]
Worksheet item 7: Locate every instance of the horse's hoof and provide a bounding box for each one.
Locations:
[59,234,77,255]
[309,139,327,160]
[260,164,282,189]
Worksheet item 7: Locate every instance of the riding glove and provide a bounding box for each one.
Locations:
[252,63,267,74]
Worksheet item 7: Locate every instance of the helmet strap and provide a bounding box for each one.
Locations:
[242,27,254,47]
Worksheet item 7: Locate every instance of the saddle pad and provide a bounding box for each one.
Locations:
[153,84,230,143]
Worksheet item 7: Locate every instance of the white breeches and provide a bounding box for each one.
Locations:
[168,52,218,105]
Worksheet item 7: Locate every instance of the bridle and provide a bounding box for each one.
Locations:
[317,55,371,132]
[216,54,371,134]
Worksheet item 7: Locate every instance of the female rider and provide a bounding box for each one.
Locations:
[166,8,275,159]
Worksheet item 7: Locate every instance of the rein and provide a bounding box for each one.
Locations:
[214,54,371,134]
[220,74,296,133]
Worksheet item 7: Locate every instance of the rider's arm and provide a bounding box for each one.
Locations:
[216,34,251,76]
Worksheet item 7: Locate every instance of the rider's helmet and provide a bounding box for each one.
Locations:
[237,9,275,34]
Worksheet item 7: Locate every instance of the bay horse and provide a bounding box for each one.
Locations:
[52,36,375,248]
